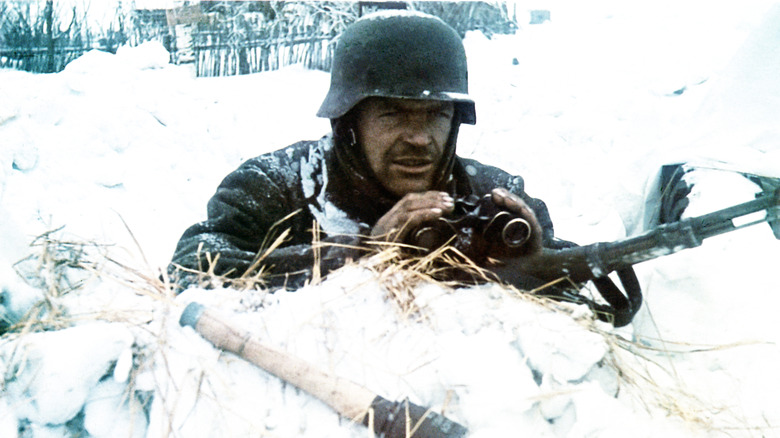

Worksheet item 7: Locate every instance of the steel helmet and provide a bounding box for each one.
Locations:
[317,10,476,124]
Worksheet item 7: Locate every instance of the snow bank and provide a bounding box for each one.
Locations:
[2,323,134,426]
[0,256,686,437]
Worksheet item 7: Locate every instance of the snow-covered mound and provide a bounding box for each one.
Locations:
[0,245,702,437]
[2,2,780,437]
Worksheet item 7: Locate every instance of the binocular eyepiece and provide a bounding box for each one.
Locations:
[408,194,532,256]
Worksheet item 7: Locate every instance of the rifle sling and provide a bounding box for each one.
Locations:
[589,267,642,327]
[539,238,643,327]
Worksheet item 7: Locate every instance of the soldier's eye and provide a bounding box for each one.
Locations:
[378,109,401,119]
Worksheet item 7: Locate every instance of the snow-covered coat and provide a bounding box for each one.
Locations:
[169,134,556,289]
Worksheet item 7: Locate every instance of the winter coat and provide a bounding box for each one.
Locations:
[169,134,556,290]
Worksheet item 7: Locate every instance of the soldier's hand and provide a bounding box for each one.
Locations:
[371,191,455,242]
[490,188,544,255]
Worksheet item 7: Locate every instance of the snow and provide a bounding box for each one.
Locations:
[2,1,780,437]
[1,323,135,426]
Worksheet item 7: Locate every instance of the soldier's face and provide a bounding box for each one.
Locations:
[356,98,454,198]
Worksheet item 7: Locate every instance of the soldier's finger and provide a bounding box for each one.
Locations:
[491,188,544,251]
[391,207,448,241]
[491,188,531,216]
[399,191,454,213]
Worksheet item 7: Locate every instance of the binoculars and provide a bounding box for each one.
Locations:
[408,194,532,258]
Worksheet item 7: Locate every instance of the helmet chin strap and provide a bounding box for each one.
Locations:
[347,128,358,148]
[433,109,464,192]
[330,112,376,188]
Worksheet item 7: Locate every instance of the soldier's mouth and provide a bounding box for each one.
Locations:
[392,157,434,172]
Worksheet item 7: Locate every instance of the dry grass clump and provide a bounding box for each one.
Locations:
[590,319,772,435]
[353,235,576,323]
[2,224,178,339]
[6,227,94,335]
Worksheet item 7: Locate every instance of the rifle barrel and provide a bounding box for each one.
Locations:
[595,191,777,279]
[501,190,779,284]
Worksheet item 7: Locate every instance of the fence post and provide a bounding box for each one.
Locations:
[45,0,55,73]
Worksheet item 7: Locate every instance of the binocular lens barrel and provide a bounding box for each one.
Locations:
[502,218,531,247]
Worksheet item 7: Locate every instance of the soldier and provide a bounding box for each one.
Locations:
[169,11,556,290]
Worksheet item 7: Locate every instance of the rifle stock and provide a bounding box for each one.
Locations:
[494,189,780,285]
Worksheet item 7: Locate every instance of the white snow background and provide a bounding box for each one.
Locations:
[1,1,780,437]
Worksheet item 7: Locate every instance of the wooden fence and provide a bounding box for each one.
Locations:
[0,46,90,72]
[192,31,334,77]
[0,33,333,76]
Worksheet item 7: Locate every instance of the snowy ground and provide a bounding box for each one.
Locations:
[1,1,780,437]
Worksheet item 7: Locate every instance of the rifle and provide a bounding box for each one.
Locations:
[409,184,780,326]
[496,188,779,283]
